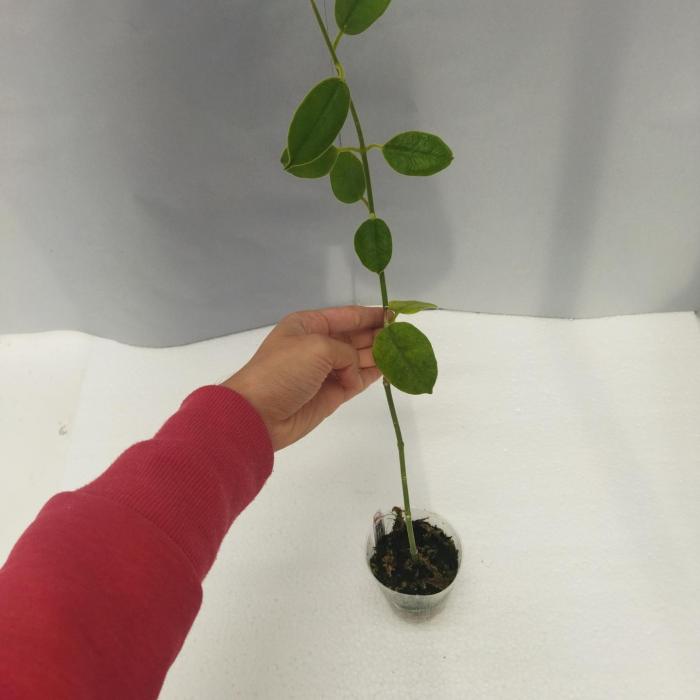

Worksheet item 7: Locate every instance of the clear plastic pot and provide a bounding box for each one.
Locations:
[365,508,462,615]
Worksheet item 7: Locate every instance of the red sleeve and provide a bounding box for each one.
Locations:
[0,385,273,699]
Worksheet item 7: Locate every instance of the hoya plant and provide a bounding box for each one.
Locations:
[281,0,453,561]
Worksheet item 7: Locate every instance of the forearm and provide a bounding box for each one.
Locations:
[0,386,273,699]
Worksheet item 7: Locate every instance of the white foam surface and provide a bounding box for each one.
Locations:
[2,311,699,698]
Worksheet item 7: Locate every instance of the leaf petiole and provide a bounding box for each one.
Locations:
[338,144,383,155]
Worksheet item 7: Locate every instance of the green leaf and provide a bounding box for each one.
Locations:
[354,218,392,272]
[383,131,453,176]
[286,78,350,168]
[373,322,438,395]
[335,0,392,35]
[281,145,338,178]
[330,151,366,203]
[388,300,438,316]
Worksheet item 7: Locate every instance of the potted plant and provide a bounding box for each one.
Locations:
[281,0,459,612]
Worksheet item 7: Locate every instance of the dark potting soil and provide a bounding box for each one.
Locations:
[369,508,459,595]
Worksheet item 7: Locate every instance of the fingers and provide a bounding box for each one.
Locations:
[322,335,365,394]
[276,306,384,338]
[305,333,382,396]
[312,365,383,422]
[317,305,384,335]
[358,347,375,369]
[360,366,382,387]
[334,326,382,350]
[312,377,348,419]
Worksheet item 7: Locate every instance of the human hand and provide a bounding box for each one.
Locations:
[222,306,386,450]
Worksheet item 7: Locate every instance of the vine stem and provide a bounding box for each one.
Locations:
[310,0,344,78]
[348,102,376,214]
[309,0,419,561]
[383,380,418,557]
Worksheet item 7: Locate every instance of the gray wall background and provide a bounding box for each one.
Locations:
[2,0,699,346]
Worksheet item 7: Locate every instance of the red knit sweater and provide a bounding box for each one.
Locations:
[0,386,274,699]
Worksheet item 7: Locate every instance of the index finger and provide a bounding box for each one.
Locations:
[318,305,385,334]
[276,305,385,337]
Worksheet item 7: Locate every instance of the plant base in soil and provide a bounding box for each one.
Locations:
[370,508,459,595]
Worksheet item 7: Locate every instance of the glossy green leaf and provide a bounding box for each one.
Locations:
[373,322,438,395]
[354,218,392,272]
[330,151,366,203]
[286,78,350,168]
[281,145,338,178]
[388,300,438,316]
[383,131,453,176]
[335,0,391,35]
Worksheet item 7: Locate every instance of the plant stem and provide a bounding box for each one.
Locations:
[382,379,418,558]
[348,101,376,215]
[309,0,344,77]
[309,0,419,561]
[333,30,344,50]
[309,2,376,213]
[378,270,417,558]
[379,272,390,329]
[379,271,389,310]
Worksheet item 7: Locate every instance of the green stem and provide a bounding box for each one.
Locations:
[348,101,376,214]
[309,0,418,561]
[383,380,418,558]
[333,30,344,51]
[309,2,376,215]
[379,271,389,311]
[309,1,344,78]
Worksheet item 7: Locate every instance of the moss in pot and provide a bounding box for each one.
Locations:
[280,0,459,611]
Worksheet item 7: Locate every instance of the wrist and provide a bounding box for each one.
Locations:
[221,374,276,447]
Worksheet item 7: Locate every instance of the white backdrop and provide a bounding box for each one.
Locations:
[2,0,699,345]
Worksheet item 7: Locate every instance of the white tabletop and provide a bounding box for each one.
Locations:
[2,310,699,699]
